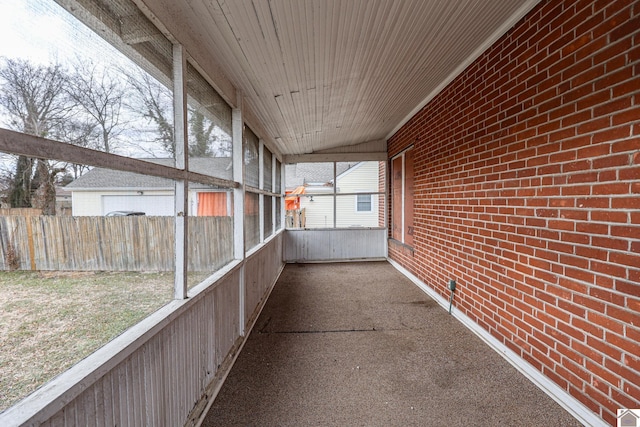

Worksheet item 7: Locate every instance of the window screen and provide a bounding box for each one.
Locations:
[263,146,272,192]
[244,126,259,188]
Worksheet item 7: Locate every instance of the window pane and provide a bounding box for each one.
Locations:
[264,195,273,237]
[0,0,176,161]
[285,162,334,195]
[275,160,282,193]
[300,194,334,228]
[244,127,259,188]
[245,192,260,251]
[404,150,415,246]
[335,161,381,193]
[275,197,282,231]
[186,62,233,180]
[0,151,174,411]
[392,152,413,245]
[187,183,234,289]
[263,147,272,192]
[336,194,379,227]
[391,156,403,241]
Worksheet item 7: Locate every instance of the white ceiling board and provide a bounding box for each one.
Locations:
[141,0,541,156]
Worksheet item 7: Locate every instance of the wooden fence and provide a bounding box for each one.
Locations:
[0,216,233,271]
[285,208,306,228]
[0,208,42,216]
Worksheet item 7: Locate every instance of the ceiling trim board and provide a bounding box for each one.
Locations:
[284,152,387,164]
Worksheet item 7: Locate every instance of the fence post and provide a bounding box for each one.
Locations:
[26,217,36,271]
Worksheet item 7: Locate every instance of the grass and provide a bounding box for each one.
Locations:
[0,271,175,413]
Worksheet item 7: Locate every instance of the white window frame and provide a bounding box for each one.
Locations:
[355,193,373,213]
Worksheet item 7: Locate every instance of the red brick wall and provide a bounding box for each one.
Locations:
[387,1,640,424]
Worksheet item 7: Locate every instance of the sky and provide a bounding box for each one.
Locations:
[0,0,232,176]
[0,0,126,67]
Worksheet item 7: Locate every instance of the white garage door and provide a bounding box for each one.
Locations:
[102,195,174,216]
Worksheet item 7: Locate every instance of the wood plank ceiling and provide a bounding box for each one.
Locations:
[142,0,540,156]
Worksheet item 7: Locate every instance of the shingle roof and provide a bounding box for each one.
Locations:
[66,157,233,190]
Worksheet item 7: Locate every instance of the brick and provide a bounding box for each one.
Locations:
[616,280,640,296]
[572,340,604,364]
[606,331,640,356]
[605,359,640,395]
[613,79,640,98]
[592,182,630,195]
[590,261,627,280]
[576,144,610,159]
[609,251,640,268]
[578,117,613,135]
[613,108,640,126]
[587,335,623,361]
[593,153,630,169]
[612,197,640,209]
[593,96,632,117]
[577,91,612,111]
[575,245,608,261]
[619,166,640,181]
[592,126,632,144]
[585,359,621,388]
[607,305,640,328]
[592,236,629,251]
[386,0,640,418]
[611,224,640,236]
[612,138,640,153]
[576,197,609,208]
[590,210,628,222]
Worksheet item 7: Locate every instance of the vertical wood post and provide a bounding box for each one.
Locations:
[232,96,246,334]
[173,44,188,300]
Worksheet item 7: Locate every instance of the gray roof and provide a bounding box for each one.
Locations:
[66,157,232,190]
[285,162,357,189]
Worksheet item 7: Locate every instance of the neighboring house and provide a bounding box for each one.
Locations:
[55,186,72,216]
[66,158,233,216]
[285,162,380,228]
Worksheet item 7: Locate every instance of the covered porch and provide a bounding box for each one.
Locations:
[0,0,637,426]
[202,262,580,426]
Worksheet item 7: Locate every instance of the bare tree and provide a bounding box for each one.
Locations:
[0,58,70,137]
[0,58,72,213]
[66,59,126,153]
[125,70,174,156]
[188,108,214,157]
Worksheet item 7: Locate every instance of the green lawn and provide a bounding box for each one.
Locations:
[0,271,175,413]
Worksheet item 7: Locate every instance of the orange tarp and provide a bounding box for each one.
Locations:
[285,186,305,210]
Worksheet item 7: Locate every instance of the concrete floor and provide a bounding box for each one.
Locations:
[202,262,582,427]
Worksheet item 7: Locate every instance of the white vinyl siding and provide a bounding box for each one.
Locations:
[102,195,174,216]
[299,191,333,228]
[71,190,173,216]
[335,162,379,227]
[336,162,379,193]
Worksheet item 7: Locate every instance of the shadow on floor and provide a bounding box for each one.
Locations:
[202,261,582,427]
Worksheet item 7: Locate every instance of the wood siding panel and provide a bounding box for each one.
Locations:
[284,229,387,262]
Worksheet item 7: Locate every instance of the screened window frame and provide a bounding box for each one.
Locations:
[285,161,386,229]
[244,135,284,254]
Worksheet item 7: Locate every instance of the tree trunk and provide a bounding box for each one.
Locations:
[31,159,57,215]
[8,155,33,208]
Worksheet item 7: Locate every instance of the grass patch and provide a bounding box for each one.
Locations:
[0,271,174,413]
